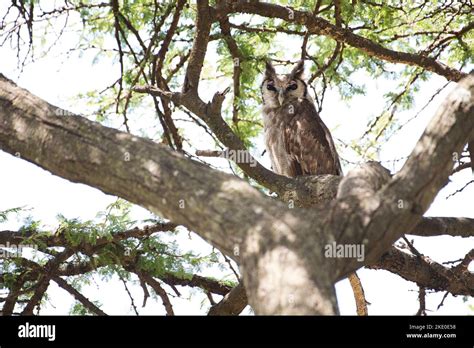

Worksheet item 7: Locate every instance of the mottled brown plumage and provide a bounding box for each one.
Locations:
[261,60,342,178]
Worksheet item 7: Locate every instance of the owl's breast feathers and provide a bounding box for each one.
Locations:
[263,98,342,178]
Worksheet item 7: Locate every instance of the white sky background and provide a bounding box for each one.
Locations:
[0,2,473,315]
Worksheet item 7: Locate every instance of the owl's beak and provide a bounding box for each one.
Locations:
[278,90,285,106]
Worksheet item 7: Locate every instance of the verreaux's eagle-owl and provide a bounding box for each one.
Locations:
[261,60,342,178]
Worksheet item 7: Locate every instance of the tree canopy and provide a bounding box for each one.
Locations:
[0,0,473,315]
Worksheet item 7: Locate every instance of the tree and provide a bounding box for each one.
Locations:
[0,0,473,315]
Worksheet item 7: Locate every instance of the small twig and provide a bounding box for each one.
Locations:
[446,179,474,199]
[436,291,450,310]
[139,274,175,315]
[348,273,368,316]
[195,150,223,157]
[300,32,310,61]
[206,291,216,306]
[169,284,181,297]
[222,252,240,281]
[119,274,139,315]
[415,287,427,316]
[110,0,125,119]
[402,236,423,258]
[53,276,106,316]
[467,141,474,173]
[453,249,474,272]
[452,162,472,174]
[442,258,464,265]
[218,16,244,126]
[139,277,150,308]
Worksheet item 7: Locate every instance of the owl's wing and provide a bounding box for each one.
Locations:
[284,99,342,176]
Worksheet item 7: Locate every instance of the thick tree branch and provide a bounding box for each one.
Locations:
[221,1,467,81]
[52,276,107,316]
[0,73,337,314]
[369,247,473,296]
[310,74,474,282]
[130,271,174,316]
[207,282,248,316]
[1,275,26,316]
[182,0,212,93]
[0,73,252,258]
[21,249,74,315]
[1,1,472,315]
[154,0,186,84]
[1,249,236,315]
[0,222,176,249]
[133,84,341,207]
[409,217,474,238]
[1,73,473,314]
[218,16,244,125]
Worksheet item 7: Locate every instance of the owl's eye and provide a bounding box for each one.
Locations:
[267,84,276,91]
[287,83,298,91]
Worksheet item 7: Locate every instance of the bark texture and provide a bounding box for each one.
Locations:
[1,73,473,314]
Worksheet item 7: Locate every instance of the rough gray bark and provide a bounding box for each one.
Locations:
[0,72,337,314]
[0,73,473,314]
[208,282,248,316]
[369,247,474,296]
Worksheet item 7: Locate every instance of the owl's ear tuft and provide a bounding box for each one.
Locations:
[290,60,305,79]
[265,60,276,79]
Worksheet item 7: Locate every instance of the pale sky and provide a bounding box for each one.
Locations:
[0,3,472,315]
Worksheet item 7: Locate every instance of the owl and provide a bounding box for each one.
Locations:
[261,60,342,178]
